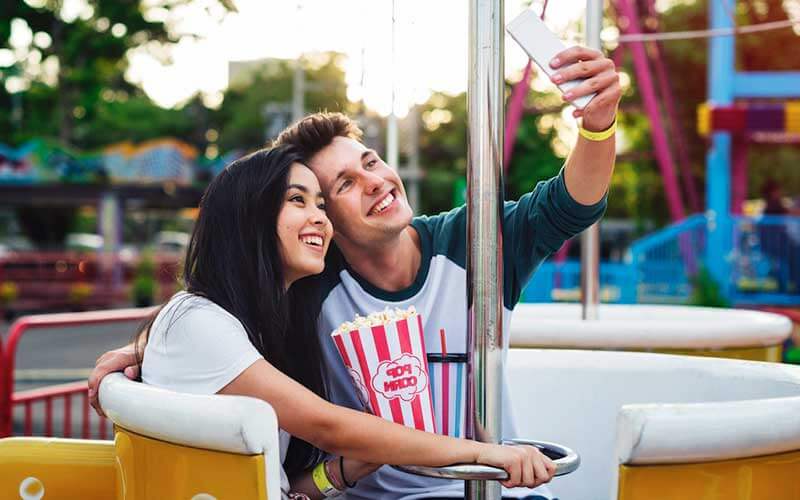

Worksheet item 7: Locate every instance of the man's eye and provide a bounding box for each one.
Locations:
[337,180,352,193]
[365,159,378,169]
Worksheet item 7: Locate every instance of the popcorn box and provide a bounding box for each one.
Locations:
[331,308,437,433]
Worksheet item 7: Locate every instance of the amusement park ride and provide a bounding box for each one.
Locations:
[1,0,800,499]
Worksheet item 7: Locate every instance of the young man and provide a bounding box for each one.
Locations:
[90,45,619,499]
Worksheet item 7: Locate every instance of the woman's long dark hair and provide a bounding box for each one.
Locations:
[136,145,328,476]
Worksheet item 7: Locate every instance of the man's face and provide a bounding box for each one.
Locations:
[308,136,413,248]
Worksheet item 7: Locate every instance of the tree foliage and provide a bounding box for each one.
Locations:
[0,0,228,149]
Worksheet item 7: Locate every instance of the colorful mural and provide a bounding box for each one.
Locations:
[0,139,235,186]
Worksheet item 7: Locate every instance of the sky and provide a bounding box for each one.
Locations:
[126,0,591,115]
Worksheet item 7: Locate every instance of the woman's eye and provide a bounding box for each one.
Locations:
[366,159,378,169]
[290,195,304,204]
[318,203,326,211]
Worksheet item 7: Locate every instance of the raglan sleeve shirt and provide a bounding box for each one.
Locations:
[417,167,607,310]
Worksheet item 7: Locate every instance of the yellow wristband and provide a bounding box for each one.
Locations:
[579,119,617,141]
[312,461,341,497]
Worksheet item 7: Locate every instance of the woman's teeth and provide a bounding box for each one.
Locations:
[370,192,395,215]
[300,235,323,247]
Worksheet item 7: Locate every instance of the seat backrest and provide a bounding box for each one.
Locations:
[99,373,283,500]
[507,349,800,500]
[0,437,116,499]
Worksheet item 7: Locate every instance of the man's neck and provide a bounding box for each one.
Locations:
[338,227,422,292]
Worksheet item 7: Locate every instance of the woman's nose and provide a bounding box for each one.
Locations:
[310,207,328,226]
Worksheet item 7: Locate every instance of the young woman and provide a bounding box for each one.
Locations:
[125,146,555,499]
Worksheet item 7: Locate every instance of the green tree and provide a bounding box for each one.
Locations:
[211,52,351,153]
[0,0,231,149]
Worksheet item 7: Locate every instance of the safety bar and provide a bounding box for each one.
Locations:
[394,439,580,480]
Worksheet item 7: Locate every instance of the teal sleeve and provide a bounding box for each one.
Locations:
[413,167,606,308]
[503,168,607,307]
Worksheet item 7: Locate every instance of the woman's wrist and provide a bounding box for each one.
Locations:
[324,459,346,492]
[471,441,489,464]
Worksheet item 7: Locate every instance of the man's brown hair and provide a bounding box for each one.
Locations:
[274,112,363,159]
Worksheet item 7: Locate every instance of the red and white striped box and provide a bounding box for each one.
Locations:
[331,308,437,433]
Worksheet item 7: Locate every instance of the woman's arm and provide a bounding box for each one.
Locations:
[218,359,555,489]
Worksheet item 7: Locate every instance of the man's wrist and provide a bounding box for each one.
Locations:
[579,118,616,142]
[580,115,616,133]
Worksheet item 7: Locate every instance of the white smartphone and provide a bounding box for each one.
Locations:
[506,9,595,110]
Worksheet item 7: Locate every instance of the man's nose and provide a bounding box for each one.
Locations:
[363,171,383,194]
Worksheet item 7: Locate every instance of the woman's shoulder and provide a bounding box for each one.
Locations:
[152,291,246,340]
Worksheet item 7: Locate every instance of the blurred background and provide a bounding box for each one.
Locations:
[0,0,799,320]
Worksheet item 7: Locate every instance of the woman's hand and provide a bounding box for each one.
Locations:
[475,443,556,489]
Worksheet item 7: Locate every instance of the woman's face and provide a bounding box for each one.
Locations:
[277,163,333,287]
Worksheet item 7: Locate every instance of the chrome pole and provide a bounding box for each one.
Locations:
[580,0,603,320]
[466,0,504,498]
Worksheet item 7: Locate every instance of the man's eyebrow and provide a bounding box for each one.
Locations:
[331,150,375,186]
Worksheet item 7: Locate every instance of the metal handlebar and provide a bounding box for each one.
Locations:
[393,439,580,481]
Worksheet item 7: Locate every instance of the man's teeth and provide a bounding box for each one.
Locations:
[370,193,395,215]
[300,235,323,246]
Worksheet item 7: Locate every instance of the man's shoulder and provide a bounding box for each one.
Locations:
[412,205,468,265]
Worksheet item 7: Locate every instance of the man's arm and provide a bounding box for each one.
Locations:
[88,329,147,415]
[550,46,621,205]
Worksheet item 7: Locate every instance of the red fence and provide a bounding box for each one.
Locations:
[0,307,156,438]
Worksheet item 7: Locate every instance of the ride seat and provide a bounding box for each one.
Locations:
[99,372,282,500]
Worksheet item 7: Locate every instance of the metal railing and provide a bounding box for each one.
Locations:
[0,307,156,437]
[520,214,800,306]
[11,380,112,439]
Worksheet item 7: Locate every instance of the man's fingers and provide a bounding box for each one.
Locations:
[583,81,622,115]
[551,58,611,85]
[551,46,603,68]
[124,365,140,380]
[563,70,619,101]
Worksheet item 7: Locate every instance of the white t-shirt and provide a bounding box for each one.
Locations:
[141,291,292,497]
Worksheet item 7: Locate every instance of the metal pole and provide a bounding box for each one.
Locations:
[292,60,305,123]
[580,0,603,320]
[466,0,504,498]
[387,0,399,170]
[292,2,305,123]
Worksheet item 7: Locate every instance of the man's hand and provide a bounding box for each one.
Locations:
[550,46,621,132]
[88,344,139,417]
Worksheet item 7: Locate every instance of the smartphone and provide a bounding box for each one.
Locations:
[506,9,596,110]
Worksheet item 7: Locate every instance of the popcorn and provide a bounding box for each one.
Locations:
[333,306,418,335]
[330,305,436,433]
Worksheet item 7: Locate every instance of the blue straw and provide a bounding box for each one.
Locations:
[454,362,464,438]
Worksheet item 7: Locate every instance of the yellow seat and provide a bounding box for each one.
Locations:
[99,373,283,500]
[0,374,283,500]
[0,437,116,499]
